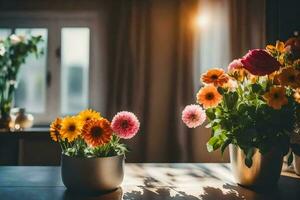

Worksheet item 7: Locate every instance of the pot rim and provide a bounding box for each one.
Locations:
[61,153,125,160]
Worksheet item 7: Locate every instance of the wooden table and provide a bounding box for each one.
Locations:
[0,164,300,199]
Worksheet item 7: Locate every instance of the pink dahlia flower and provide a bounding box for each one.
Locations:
[227,59,243,72]
[111,111,140,139]
[182,104,206,128]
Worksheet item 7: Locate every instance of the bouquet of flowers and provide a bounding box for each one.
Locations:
[50,109,140,157]
[0,34,43,125]
[182,37,300,167]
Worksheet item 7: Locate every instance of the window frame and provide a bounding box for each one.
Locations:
[0,11,100,125]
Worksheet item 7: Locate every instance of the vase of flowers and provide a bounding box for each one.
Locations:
[0,34,43,129]
[50,109,140,192]
[182,38,300,187]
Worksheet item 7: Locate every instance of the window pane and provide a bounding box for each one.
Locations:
[14,28,48,113]
[61,28,89,114]
[0,29,12,38]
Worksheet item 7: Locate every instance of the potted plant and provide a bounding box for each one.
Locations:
[182,39,300,188]
[0,34,43,129]
[49,109,140,192]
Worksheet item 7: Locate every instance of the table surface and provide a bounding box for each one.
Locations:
[0,164,300,200]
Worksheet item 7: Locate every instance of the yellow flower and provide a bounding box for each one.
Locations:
[60,116,83,142]
[294,88,300,104]
[266,41,285,55]
[78,109,101,122]
[248,75,258,84]
[229,68,248,82]
[263,86,288,110]
[50,118,62,142]
[277,66,300,89]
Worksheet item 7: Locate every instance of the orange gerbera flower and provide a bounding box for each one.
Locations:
[201,68,229,87]
[294,88,300,104]
[277,67,300,88]
[82,118,112,147]
[263,86,288,110]
[50,118,62,142]
[197,85,222,109]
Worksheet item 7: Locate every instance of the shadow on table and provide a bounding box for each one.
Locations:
[124,187,200,200]
[200,175,300,200]
[62,174,300,200]
[63,188,123,200]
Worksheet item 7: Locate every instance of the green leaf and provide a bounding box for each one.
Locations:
[205,108,216,120]
[244,148,255,168]
[221,139,232,155]
[287,152,294,166]
[217,87,226,95]
[224,92,238,110]
[251,83,262,93]
[206,136,221,152]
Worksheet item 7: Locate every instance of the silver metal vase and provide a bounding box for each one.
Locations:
[61,154,125,192]
[229,145,283,188]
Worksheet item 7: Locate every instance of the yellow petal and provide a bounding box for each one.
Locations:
[276,41,285,52]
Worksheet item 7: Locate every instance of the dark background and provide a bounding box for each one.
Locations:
[266,0,300,43]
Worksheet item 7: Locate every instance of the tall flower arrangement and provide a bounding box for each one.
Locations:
[0,34,43,127]
[182,37,300,167]
[50,109,140,157]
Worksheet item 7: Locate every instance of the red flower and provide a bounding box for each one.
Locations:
[241,49,281,76]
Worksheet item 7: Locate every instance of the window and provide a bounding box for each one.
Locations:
[193,1,230,90]
[61,28,90,114]
[0,12,99,124]
[15,28,48,114]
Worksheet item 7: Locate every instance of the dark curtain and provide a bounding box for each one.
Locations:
[167,0,199,162]
[106,0,198,162]
[106,0,151,162]
[229,0,266,58]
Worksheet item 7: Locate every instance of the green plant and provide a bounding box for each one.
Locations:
[206,78,295,167]
[0,34,43,118]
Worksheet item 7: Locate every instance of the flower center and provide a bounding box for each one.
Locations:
[273,93,280,99]
[121,121,129,129]
[190,113,198,121]
[68,124,76,132]
[91,126,103,138]
[288,75,296,82]
[205,92,214,100]
[211,74,219,80]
